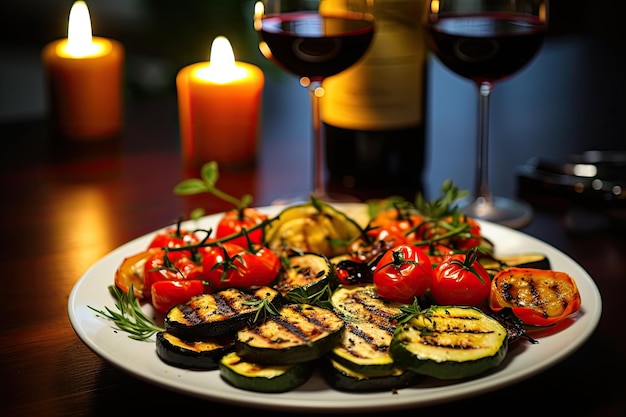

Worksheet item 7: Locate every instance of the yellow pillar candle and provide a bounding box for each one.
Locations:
[42,1,124,141]
[177,36,264,168]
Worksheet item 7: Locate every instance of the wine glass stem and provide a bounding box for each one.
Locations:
[309,80,326,199]
[474,82,494,204]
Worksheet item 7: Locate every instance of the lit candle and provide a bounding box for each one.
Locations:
[176,36,264,168]
[42,1,124,141]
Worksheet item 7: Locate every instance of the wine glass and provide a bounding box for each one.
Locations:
[423,0,548,228]
[254,0,375,204]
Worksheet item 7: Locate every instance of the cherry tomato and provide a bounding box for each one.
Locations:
[489,267,581,326]
[446,215,482,251]
[147,225,200,253]
[372,245,433,304]
[419,215,482,251]
[151,279,211,314]
[215,208,268,246]
[431,247,491,306]
[202,242,280,289]
[143,249,203,299]
[418,243,456,268]
[369,208,424,243]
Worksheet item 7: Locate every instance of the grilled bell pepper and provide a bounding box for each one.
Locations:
[489,267,581,326]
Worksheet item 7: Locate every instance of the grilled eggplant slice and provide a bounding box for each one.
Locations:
[390,305,508,380]
[479,252,550,273]
[329,284,404,374]
[164,286,282,340]
[219,351,315,393]
[320,358,422,392]
[236,303,345,365]
[156,331,234,370]
[274,253,338,302]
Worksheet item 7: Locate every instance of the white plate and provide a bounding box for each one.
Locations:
[68,205,602,413]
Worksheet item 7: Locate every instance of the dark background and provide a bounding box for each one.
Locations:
[1,0,623,200]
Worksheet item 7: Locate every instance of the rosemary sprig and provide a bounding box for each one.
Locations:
[243,297,281,324]
[392,297,423,324]
[88,285,164,341]
[286,282,334,310]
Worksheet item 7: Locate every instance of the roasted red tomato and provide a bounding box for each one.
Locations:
[215,208,268,246]
[431,247,491,306]
[143,249,203,299]
[372,245,433,304]
[151,279,211,314]
[489,267,582,326]
[202,242,280,289]
[114,249,158,299]
[349,228,407,264]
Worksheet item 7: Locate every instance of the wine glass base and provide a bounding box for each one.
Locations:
[458,196,533,229]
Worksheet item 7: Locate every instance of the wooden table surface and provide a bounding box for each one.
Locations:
[2,34,625,416]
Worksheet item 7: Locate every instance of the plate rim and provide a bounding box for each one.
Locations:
[67,204,602,412]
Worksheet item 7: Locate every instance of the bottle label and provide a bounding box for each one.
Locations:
[321,0,427,130]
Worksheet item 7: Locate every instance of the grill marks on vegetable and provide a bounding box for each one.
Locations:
[180,288,263,324]
[236,304,345,365]
[330,285,404,370]
[500,273,570,317]
[344,322,392,355]
[390,306,508,380]
[164,286,281,339]
[244,304,331,345]
[417,312,498,350]
[333,286,401,323]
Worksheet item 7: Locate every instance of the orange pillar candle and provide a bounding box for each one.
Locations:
[42,1,124,141]
[177,36,264,168]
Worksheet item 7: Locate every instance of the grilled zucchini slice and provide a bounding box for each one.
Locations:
[236,303,345,365]
[219,352,315,393]
[329,284,404,373]
[330,284,402,322]
[264,198,364,258]
[156,332,234,370]
[164,286,282,340]
[320,358,422,392]
[390,305,508,380]
[274,253,337,302]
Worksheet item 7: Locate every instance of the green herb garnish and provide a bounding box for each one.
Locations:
[88,285,164,341]
[243,297,281,324]
[286,282,334,310]
[173,161,253,220]
[392,298,423,324]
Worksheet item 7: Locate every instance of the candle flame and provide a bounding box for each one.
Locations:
[66,1,100,57]
[197,36,247,84]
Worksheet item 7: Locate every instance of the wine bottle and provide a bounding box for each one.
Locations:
[321,0,427,201]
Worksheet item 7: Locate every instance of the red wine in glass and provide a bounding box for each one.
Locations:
[259,12,375,81]
[256,2,375,204]
[423,1,548,228]
[425,12,546,84]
